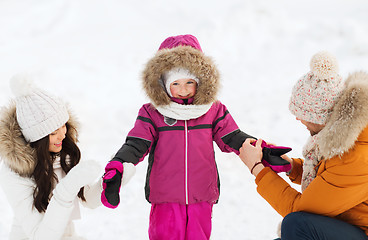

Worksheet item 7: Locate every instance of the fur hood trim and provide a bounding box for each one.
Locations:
[317,71,368,159]
[142,46,220,106]
[0,102,79,177]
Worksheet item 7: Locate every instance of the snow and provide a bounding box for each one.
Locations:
[0,0,367,239]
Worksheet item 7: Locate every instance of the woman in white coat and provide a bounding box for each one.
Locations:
[0,74,102,240]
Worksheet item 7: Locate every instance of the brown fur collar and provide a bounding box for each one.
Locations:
[0,102,79,177]
[142,46,220,106]
[317,71,368,159]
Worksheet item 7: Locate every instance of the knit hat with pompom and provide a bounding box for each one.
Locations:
[10,73,69,142]
[289,51,343,125]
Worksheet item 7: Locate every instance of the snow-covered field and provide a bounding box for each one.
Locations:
[0,0,367,239]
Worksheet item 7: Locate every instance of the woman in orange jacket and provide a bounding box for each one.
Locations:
[240,52,368,240]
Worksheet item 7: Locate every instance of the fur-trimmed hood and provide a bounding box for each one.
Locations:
[317,71,368,159]
[142,46,220,106]
[0,102,79,177]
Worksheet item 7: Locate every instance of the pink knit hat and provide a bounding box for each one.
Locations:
[289,51,343,125]
[158,34,202,52]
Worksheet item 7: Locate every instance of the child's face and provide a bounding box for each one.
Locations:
[49,124,67,153]
[169,78,197,100]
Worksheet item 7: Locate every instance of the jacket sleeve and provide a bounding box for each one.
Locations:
[111,105,158,165]
[288,158,303,184]
[255,154,368,218]
[212,102,255,154]
[0,165,75,240]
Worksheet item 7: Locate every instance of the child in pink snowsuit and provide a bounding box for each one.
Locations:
[101,34,255,240]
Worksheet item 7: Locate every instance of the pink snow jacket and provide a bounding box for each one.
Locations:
[115,100,250,204]
[112,40,253,205]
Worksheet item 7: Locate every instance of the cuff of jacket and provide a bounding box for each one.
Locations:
[288,158,303,183]
[255,167,273,184]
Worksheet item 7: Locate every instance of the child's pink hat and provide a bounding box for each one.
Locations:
[158,34,202,52]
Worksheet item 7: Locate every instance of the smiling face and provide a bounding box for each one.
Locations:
[48,124,67,153]
[169,78,198,100]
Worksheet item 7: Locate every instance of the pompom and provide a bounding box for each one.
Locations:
[9,73,35,97]
[310,51,339,80]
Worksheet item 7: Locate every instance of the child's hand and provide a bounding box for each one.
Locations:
[252,140,292,173]
[101,161,123,209]
[101,161,136,209]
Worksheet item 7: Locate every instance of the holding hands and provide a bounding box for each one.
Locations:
[239,139,265,176]
[240,139,292,176]
[101,161,123,208]
[101,161,136,208]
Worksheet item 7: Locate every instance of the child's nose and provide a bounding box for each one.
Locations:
[179,87,188,94]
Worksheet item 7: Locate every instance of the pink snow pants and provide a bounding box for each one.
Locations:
[148,202,213,240]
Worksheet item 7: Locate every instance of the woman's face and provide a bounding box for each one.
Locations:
[49,124,67,153]
[297,118,324,136]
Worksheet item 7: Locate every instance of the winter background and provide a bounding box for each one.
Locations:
[0,0,368,239]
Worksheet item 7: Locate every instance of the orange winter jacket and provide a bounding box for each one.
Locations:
[255,126,368,235]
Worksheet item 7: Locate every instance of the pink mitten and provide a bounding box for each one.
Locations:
[101,161,123,208]
[252,140,292,173]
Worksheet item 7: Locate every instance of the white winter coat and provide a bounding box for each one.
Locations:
[0,161,102,240]
[0,104,102,240]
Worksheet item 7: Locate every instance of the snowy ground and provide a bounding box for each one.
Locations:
[0,0,368,239]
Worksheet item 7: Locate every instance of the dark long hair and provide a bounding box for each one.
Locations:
[30,122,85,213]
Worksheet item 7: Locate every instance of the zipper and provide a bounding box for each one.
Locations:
[184,120,189,205]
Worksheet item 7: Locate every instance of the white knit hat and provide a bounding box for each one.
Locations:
[10,74,69,142]
[162,68,199,97]
[289,51,343,125]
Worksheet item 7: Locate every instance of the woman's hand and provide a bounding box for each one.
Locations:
[281,154,292,163]
[239,138,265,176]
[281,154,293,173]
